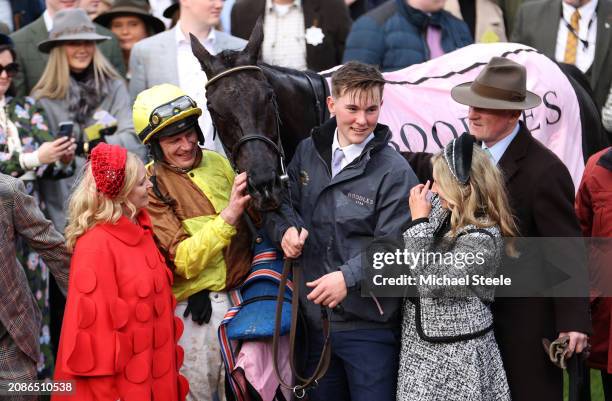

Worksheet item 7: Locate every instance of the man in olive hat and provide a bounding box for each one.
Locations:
[407,56,590,401]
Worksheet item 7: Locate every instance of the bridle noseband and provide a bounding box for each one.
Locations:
[205,65,289,185]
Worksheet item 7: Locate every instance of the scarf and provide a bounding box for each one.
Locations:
[67,64,107,127]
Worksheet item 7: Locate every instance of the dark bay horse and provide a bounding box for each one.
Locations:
[190,19,327,211]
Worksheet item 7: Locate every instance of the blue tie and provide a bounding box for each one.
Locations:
[331,148,345,177]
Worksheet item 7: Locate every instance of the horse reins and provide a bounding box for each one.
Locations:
[205,65,332,398]
[273,257,332,398]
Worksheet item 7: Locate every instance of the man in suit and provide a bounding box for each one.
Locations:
[230,0,352,72]
[0,173,70,395]
[129,0,246,155]
[10,0,126,97]
[405,56,591,401]
[511,0,612,113]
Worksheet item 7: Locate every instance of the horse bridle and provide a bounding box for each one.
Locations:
[205,65,289,185]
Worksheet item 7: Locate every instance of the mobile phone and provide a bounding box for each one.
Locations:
[58,121,74,139]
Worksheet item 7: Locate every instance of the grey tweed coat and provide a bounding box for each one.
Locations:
[397,196,511,401]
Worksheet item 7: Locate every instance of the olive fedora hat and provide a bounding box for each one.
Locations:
[451,57,541,110]
[94,0,166,35]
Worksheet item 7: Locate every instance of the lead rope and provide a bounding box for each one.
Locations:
[272,257,332,398]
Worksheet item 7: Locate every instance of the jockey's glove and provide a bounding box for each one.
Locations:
[183,289,213,325]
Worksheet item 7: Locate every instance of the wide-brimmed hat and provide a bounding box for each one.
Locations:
[163,0,179,19]
[94,0,166,35]
[38,8,111,53]
[451,57,541,110]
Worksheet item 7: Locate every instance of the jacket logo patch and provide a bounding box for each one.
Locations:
[299,170,309,186]
[347,192,374,206]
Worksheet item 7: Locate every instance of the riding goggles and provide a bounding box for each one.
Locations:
[138,95,201,143]
[149,96,196,127]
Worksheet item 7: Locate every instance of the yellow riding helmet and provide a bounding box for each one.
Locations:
[133,84,203,144]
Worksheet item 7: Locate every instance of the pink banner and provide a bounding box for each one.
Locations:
[326,43,584,189]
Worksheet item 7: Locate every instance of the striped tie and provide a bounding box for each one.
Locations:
[564,9,580,64]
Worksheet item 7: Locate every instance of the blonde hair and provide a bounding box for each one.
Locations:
[65,152,142,252]
[432,146,519,256]
[31,44,121,100]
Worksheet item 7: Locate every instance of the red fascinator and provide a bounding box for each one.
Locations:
[90,143,128,198]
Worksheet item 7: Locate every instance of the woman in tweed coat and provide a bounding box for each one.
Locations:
[397,134,516,401]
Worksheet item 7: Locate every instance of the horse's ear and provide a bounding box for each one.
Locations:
[190,33,214,78]
[244,16,264,64]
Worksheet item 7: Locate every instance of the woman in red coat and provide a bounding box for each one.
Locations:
[52,143,189,401]
[575,146,612,400]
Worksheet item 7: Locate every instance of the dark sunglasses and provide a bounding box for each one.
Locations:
[0,63,19,77]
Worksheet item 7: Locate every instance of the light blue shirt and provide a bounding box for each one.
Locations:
[331,128,375,171]
[482,123,520,165]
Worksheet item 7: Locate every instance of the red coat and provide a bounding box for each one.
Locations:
[52,211,189,401]
[575,147,612,373]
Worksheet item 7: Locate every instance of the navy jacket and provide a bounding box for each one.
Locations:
[343,0,473,71]
[265,117,418,330]
[10,0,44,31]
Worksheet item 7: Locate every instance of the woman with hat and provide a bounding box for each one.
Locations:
[53,142,189,401]
[397,134,516,400]
[0,32,77,380]
[94,0,166,79]
[30,7,145,233]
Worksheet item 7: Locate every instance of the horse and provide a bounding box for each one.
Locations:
[191,20,608,207]
[190,18,326,211]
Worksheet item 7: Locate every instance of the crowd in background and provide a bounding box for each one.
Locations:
[0,0,612,400]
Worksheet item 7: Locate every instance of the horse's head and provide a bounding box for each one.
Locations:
[190,19,284,212]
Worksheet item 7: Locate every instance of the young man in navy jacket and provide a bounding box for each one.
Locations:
[265,61,418,401]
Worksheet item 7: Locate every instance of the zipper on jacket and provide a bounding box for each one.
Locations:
[316,151,332,178]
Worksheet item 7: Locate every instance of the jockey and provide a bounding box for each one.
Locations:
[133,84,253,401]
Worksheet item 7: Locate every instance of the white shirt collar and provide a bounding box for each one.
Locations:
[266,0,301,13]
[43,9,54,32]
[332,128,375,166]
[175,21,216,46]
[562,0,598,23]
[482,123,520,165]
